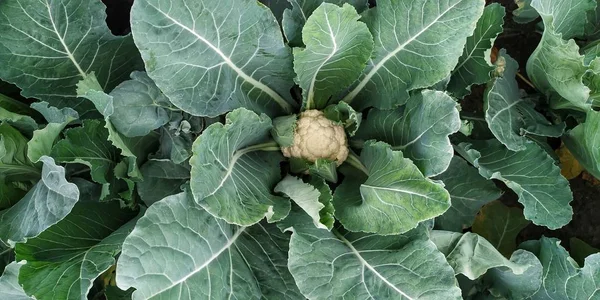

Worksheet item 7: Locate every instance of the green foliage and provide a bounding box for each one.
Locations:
[1,0,599,298]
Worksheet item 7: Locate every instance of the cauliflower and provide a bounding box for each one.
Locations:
[281,110,348,165]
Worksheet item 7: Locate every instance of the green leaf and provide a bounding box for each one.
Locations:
[271,115,297,148]
[431,231,543,299]
[308,177,335,230]
[565,254,600,299]
[0,107,37,136]
[519,237,600,300]
[137,159,190,206]
[0,262,33,300]
[51,120,119,186]
[434,232,541,281]
[483,250,544,299]
[570,237,599,266]
[0,0,141,108]
[104,121,160,181]
[341,0,485,110]
[110,72,174,137]
[275,175,330,229]
[282,0,369,47]
[322,101,361,136]
[564,110,600,179]
[354,90,461,177]
[485,50,565,151]
[286,215,462,299]
[190,108,289,226]
[27,104,78,163]
[154,126,193,164]
[448,3,505,99]
[30,102,78,124]
[333,141,451,235]
[457,140,573,229]
[433,156,502,232]
[472,201,531,257]
[531,0,595,39]
[0,93,35,116]
[259,0,291,24]
[290,157,339,183]
[0,124,39,210]
[117,192,302,299]
[131,0,296,117]
[294,3,373,110]
[0,156,79,246]
[15,201,138,300]
[513,0,539,24]
[0,124,39,183]
[104,286,135,300]
[526,0,597,111]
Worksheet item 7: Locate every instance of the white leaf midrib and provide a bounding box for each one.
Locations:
[334,231,414,300]
[148,3,292,113]
[44,0,86,77]
[343,1,463,103]
[306,7,338,109]
[144,226,246,298]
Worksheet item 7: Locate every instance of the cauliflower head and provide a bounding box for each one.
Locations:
[282,110,348,165]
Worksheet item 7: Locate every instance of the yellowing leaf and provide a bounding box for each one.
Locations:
[556,142,583,179]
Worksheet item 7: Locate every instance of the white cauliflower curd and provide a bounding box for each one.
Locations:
[281,110,348,165]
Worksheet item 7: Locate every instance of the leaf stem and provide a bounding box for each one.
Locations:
[516,72,536,90]
[345,152,369,175]
[0,247,13,256]
[240,141,281,153]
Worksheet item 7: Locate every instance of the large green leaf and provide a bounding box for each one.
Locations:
[285,213,462,299]
[520,237,600,300]
[137,159,190,206]
[0,0,141,108]
[15,201,138,300]
[447,3,505,99]
[294,3,373,110]
[457,140,573,229]
[531,0,595,39]
[485,50,564,151]
[526,0,597,111]
[431,231,543,299]
[354,90,460,177]
[564,110,600,179]
[282,0,369,46]
[109,72,174,137]
[333,141,450,235]
[433,156,502,232]
[131,0,296,117]
[0,156,79,246]
[190,108,289,226]
[341,0,484,110]
[472,201,530,257]
[0,262,32,300]
[117,192,302,300]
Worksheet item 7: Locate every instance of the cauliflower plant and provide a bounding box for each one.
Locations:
[281,110,348,165]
